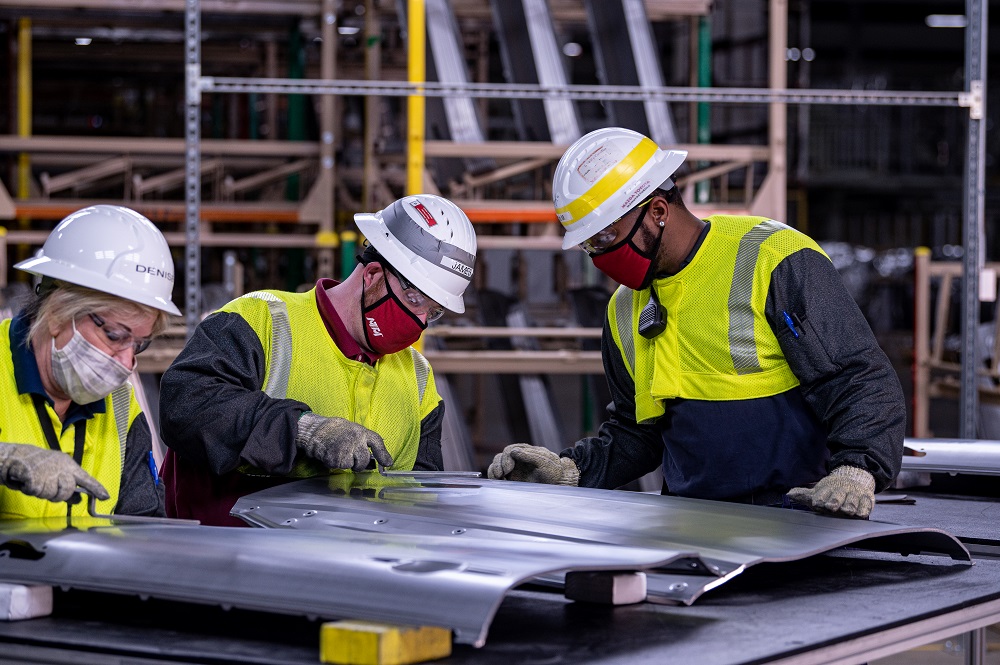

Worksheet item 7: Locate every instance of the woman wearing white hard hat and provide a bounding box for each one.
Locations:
[0,205,178,520]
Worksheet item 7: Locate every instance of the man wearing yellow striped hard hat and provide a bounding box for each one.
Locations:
[489,127,904,520]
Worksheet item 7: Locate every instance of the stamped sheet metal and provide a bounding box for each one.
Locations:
[233,474,972,604]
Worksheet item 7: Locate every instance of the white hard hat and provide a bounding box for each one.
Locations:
[354,195,477,314]
[14,205,181,315]
[552,127,687,250]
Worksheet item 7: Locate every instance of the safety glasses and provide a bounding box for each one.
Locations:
[383,265,446,323]
[579,197,653,256]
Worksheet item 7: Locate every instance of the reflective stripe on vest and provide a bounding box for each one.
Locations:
[111,383,130,470]
[242,291,293,399]
[729,220,785,374]
[410,347,430,404]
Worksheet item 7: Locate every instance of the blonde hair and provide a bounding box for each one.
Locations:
[26,282,169,347]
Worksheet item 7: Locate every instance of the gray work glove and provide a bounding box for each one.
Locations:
[787,465,876,519]
[0,441,110,502]
[295,412,393,473]
[487,443,580,486]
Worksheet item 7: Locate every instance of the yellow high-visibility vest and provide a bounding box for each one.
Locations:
[220,288,440,474]
[0,318,136,519]
[609,215,827,423]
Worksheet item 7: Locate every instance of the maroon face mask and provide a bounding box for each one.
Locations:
[361,274,426,355]
[591,205,664,290]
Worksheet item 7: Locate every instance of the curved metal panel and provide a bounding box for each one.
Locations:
[232,474,972,605]
[0,520,695,647]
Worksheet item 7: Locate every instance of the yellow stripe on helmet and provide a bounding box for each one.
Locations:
[555,137,658,227]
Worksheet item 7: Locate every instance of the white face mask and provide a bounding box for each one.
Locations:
[50,319,134,404]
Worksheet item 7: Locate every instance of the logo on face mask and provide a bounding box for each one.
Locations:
[366,316,383,337]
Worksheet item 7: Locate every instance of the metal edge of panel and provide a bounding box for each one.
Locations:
[902,438,1000,475]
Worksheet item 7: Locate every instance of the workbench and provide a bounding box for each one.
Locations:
[0,492,996,665]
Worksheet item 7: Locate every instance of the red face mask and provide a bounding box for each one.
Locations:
[361,273,427,355]
[590,206,664,290]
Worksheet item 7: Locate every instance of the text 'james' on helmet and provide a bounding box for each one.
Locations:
[14,205,181,315]
[552,127,688,250]
[354,194,477,314]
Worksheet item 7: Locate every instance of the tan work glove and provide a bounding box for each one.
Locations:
[787,465,876,518]
[295,413,394,473]
[0,441,110,502]
[487,443,580,486]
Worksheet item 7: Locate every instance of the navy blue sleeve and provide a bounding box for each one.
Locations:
[766,248,905,490]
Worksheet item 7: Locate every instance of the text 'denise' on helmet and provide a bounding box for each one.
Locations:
[14,204,181,315]
[354,195,477,314]
[552,127,687,250]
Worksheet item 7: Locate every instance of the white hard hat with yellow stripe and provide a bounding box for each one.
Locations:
[553,127,687,250]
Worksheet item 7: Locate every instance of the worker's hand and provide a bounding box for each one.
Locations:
[0,441,110,503]
[295,413,393,473]
[787,465,876,519]
[487,443,580,486]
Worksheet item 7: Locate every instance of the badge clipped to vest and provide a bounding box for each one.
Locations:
[638,290,667,339]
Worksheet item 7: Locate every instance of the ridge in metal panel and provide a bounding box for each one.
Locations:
[491,0,582,144]
[584,0,678,146]
[0,521,697,648]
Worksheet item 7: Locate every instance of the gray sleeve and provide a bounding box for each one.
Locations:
[114,413,165,517]
[414,401,444,471]
[561,316,664,489]
[766,248,905,491]
[158,312,310,476]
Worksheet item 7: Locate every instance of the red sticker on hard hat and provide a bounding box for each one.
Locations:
[409,201,437,227]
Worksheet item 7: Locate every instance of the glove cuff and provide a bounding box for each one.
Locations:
[556,457,581,486]
[295,412,326,449]
[830,465,875,492]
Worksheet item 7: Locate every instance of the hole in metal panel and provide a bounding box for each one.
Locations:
[0,540,45,560]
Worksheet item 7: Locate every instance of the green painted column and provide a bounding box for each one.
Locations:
[696,15,712,204]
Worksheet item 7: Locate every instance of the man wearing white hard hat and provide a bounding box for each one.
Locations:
[488,127,904,519]
[159,194,477,526]
[0,205,178,519]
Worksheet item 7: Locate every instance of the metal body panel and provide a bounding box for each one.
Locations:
[0,519,693,647]
[233,475,971,605]
[902,438,1000,475]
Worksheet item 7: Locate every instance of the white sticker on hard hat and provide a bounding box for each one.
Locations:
[577,144,625,185]
[440,257,473,279]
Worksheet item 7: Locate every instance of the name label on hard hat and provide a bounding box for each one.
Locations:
[136,265,174,282]
[440,257,473,279]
